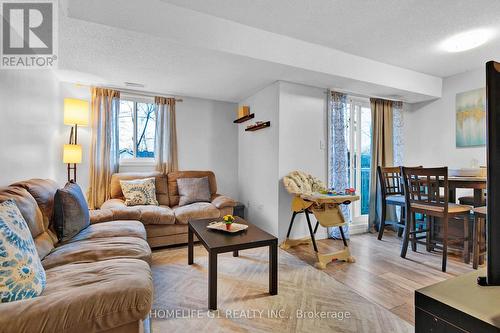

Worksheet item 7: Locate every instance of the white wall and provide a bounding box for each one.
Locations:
[238,82,280,235]
[176,97,238,199]
[0,70,63,186]
[404,67,486,168]
[277,82,328,241]
[1,72,239,201]
[237,81,331,241]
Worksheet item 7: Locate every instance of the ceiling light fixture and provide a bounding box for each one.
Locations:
[440,28,494,53]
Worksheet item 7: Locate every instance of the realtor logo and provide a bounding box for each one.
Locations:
[1,0,58,68]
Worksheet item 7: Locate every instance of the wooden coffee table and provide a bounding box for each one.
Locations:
[188,217,278,310]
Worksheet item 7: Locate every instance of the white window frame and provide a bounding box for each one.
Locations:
[119,94,156,167]
[347,97,371,227]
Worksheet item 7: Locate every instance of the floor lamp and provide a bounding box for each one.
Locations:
[63,98,89,182]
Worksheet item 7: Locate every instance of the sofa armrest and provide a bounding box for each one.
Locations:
[89,208,115,224]
[211,194,237,209]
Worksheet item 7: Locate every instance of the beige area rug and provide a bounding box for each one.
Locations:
[151,246,412,333]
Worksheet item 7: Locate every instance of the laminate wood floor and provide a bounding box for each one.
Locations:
[284,230,476,325]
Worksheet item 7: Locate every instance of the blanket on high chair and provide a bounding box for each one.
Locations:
[282,170,326,196]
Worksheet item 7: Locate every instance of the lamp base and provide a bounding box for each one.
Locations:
[67,163,77,183]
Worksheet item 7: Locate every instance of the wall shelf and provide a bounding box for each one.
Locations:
[233,113,255,123]
[245,121,271,132]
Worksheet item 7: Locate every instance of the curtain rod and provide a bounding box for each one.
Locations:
[326,89,404,103]
[91,85,183,102]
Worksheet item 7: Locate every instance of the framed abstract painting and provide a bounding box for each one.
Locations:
[456,87,486,147]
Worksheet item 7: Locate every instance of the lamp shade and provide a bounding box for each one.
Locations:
[63,144,82,164]
[64,98,89,126]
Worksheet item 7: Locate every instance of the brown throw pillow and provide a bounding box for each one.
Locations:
[177,177,211,206]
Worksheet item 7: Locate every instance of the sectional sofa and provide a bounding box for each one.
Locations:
[0,179,152,333]
[0,170,235,332]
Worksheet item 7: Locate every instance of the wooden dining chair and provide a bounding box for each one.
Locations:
[472,206,487,269]
[401,167,472,272]
[377,166,406,240]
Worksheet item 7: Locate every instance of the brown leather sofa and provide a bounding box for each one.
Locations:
[97,170,236,247]
[0,179,152,333]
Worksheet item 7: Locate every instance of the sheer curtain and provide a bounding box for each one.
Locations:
[87,88,120,209]
[154,97,178,173]
[328,91,351,239]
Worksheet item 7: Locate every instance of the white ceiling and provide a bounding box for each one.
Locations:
[58,0,500,103]
[163,0,500,78]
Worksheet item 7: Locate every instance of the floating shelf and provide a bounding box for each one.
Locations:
[233,113,255,123]
[245,121,271,132]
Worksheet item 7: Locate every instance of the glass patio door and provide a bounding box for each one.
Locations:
[346,98,372,224]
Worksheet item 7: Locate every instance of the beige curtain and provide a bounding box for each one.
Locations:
[368,98,398,230]
[87,88,120,209]
[155,97,178,173]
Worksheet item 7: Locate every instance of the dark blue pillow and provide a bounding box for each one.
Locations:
[53,181,90,242]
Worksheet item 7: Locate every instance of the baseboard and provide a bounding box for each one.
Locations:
[349,222,368,235]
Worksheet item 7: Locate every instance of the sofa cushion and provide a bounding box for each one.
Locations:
[0,186,54,259]
[120,178,159,206]
[168,171,217,207]
[54,182,90,242]
[110,171,169,206]
[173,202,220,224]
[11,179,59,231]
[101,199,175,225]
[41,236,151,269]
[177,176,211,206]
[67,221,147,243]
[0,200,46,303]
[0,259,152,333]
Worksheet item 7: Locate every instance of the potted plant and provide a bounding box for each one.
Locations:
[223,214,235,230]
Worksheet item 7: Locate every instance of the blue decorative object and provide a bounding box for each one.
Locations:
[328,92,351,239]
[0,200,46,303]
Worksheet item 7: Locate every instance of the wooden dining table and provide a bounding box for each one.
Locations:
[439,176,487,265]
[445,176,487,207]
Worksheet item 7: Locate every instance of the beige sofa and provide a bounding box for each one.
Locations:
[96,170,236,247]
[0,179,152,333]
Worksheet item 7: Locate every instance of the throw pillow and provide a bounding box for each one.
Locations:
[53,181,90,242]
[177,177,211,206]
[120,178,159,206]
[0,200,46,303]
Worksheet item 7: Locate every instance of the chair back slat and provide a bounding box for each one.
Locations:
[402,167,449,214]
[378,166,404,196]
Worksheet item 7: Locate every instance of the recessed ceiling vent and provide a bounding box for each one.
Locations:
[124,82,145,88]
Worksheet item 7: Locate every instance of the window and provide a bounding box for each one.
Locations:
[345,98,372,222]
[118,99,157,161]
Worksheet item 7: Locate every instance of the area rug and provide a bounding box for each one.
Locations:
[151,246,412,333]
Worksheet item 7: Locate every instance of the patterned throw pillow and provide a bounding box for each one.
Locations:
[120,178,159,206]
[0,200,46,303]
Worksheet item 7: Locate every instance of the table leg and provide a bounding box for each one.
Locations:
[188,226,194,265]
[269,241,278,295]
[233,250,239,257]
[208,252,218,310]
[449,188,456,203]
[473,189,484,207]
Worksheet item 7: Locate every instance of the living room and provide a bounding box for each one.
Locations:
[1,1,500,332]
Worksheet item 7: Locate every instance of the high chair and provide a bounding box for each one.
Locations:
[281,171,359,269]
